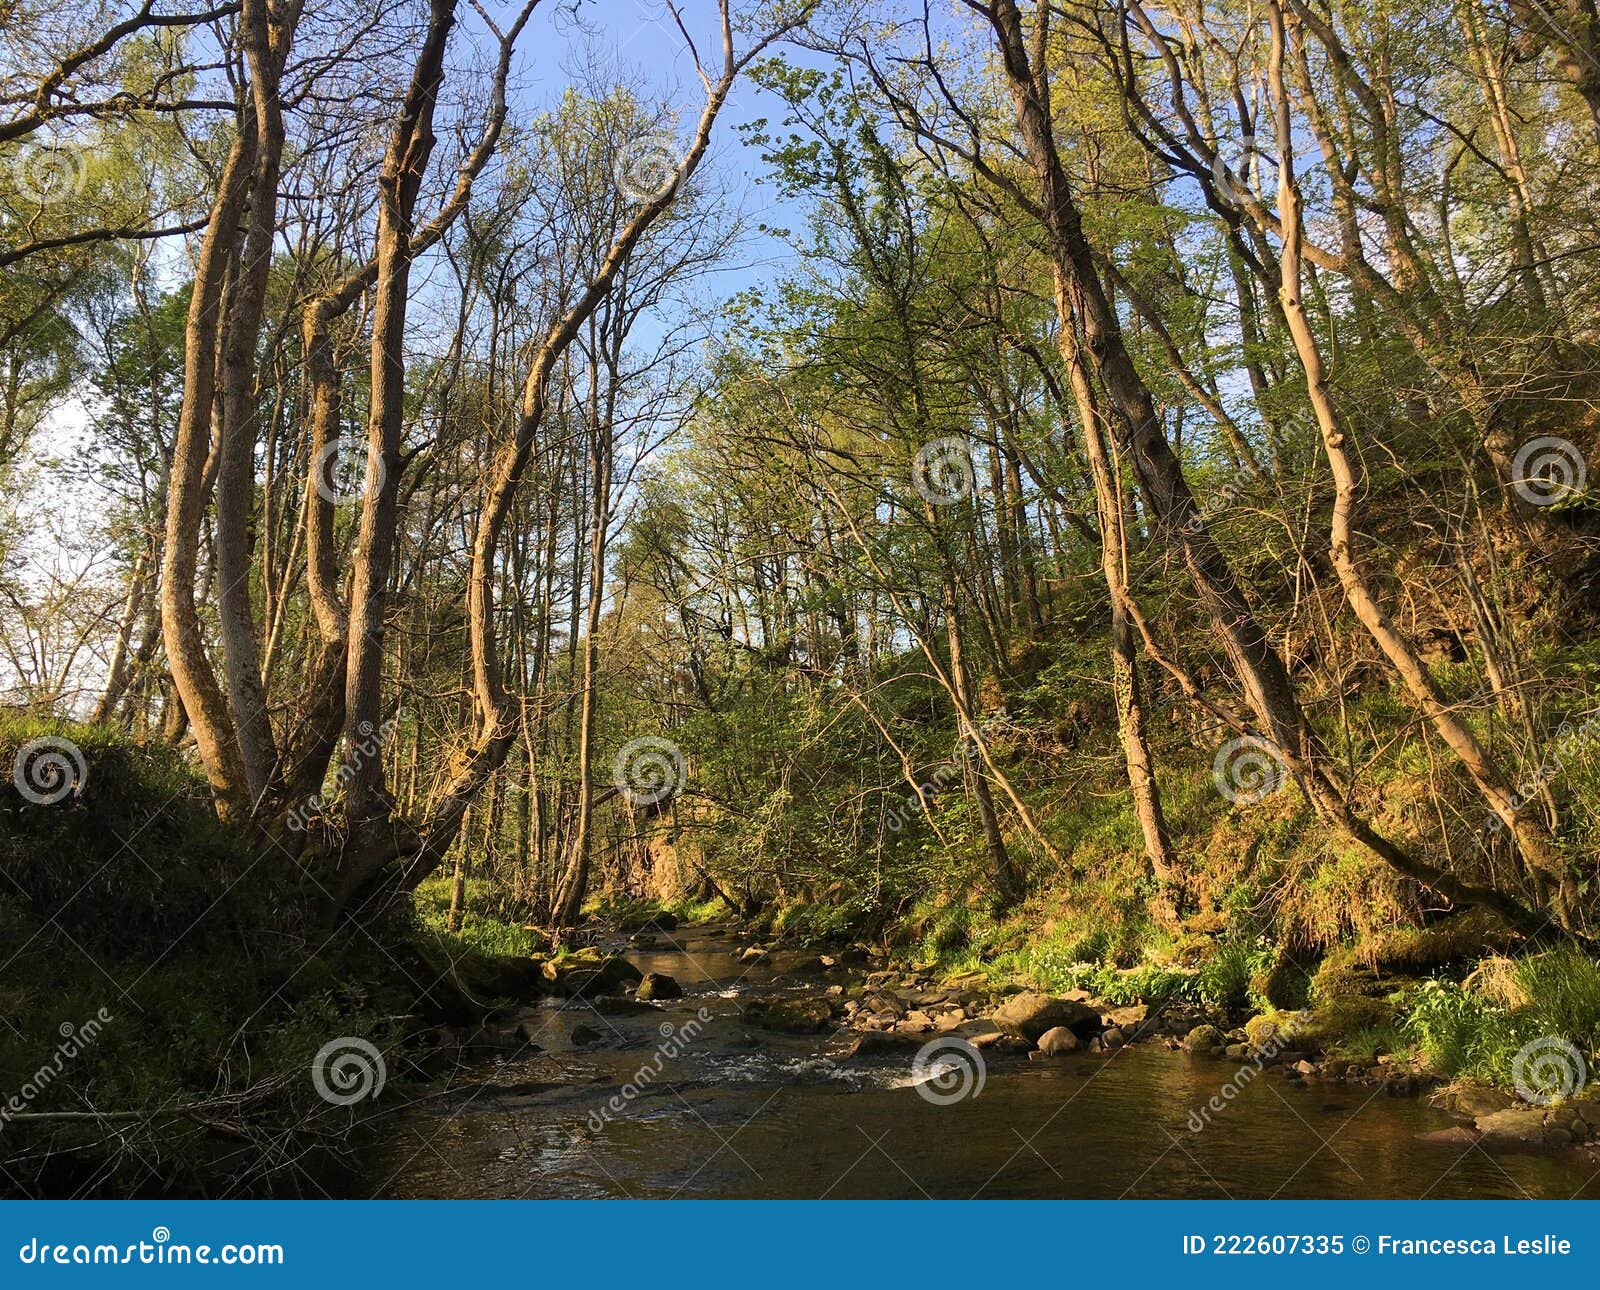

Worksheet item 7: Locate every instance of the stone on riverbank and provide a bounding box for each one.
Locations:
[1475,1107,1556,1153]
[1181,1024,1224,1054]
[542,953,642,997]
[992,991,1099,1042]
[842,1029,926,1059]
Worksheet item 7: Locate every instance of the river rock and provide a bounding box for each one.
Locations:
[590,994,655,1014]
[746,996,834,1034]
[1181,1024,1225,1054]
[1036,1026,1081,1056]
[739,946,770,964]
[1105,1004,1149,1028]
[1475,1107,1555,1153]
[1418,1126,1478,1146]
[842,1029,926,1059]
[951,1019,1008,1048]
[992,991,1100,1042]
[861,989,909,1018]
[636,972,682,1001]
[452,952,549,1002]
[542,953,642,998]
[1432,1084,1516,1120]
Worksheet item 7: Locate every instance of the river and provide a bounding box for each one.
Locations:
[364,926,1600,1199]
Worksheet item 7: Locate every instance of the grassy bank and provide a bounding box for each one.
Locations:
[0,716,439,1197]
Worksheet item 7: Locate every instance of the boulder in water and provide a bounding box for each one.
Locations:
[745,995,834,1033]
[1035,1026,1081,1056]
[841,1029,925,1059]
[636,971,682,1001]
[542,954,642,997]
[1181,1023,1225,1054]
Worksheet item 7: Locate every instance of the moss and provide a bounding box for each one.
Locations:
[1303,996,1401,1050]
[1250,951,1312,1010]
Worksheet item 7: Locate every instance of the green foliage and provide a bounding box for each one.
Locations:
[414,876,543,958]
[1197,940,1274,1016]
[1402,950,1600,1087]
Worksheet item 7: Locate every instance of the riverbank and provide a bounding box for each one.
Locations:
[4,716,1595,1198]
[362,918,1600,1198]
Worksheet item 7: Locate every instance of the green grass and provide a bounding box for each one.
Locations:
[1402,949,1600,1088]
[414,876,544,958]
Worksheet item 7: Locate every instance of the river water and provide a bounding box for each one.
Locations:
[365,926,1600,1199]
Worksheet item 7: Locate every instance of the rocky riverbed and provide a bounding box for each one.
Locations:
[363,923,1600,1197]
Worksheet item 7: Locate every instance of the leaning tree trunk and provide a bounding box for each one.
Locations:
[1060,309,1180,924]
[984,0,1548,932]
[160,122,256,820]
[1264,0,1575,931]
